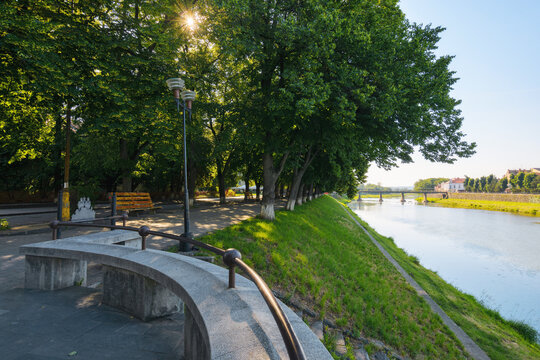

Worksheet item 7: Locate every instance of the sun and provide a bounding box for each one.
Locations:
[184,12,197,31]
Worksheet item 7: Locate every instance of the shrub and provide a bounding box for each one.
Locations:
[507,320,538,343]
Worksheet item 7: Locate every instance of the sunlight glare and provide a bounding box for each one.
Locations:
[184,12,197,31]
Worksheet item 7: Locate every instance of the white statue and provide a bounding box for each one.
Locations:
[71,197,96,221]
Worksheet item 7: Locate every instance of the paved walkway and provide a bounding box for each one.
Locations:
[0,199,265,359]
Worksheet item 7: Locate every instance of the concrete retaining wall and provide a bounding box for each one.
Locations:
[20,233,331,359]
[447,192,540,203]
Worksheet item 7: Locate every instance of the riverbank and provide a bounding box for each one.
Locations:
[194,196,539,359]
[418,197,540,216]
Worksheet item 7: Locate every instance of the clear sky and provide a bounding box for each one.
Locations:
[366,1,540,188]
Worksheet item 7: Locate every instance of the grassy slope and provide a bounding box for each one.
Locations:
[346,207,540,360]
[419,197,540,216]
[199,196,469,359]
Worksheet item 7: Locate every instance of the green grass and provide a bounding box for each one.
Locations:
[418,197,540,216]
[347,208,540,360]
[198,196,470,359]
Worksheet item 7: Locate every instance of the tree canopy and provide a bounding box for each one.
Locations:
[1,0,476,216]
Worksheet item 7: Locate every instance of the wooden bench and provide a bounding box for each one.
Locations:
[113,192,161,216]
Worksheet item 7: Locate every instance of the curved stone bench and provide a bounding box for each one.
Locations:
[20,236,332,359]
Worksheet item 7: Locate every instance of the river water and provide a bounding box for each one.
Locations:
[349,198,540,333]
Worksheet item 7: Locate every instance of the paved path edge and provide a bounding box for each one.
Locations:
[334,198,490,360]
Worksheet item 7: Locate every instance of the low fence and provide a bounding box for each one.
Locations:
[447,192,540,203]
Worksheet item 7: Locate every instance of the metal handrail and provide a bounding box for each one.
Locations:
[49,220,306,360]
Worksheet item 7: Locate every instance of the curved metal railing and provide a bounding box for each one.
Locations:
[49,220,306,360]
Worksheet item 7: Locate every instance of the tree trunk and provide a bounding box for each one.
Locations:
[285,148,316,211]
[188,160,196,207]
[256,182,261,201]
[296,183,304,206]
[120,139,132,192]
[286,168,299,211]
[244,176,250,202]
[217,163,226,204]
[261,152,277,220]
[302,185,308,203]
[307,183,314,201]
[260,151,288,220]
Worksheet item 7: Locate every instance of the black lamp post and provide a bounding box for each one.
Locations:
[166,78,196,251]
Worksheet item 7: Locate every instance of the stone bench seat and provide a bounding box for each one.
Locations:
[20,237,331,360]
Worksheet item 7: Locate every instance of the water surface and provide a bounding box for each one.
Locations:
[349,198,540,333]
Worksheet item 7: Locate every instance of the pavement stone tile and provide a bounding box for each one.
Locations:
[0,199,278,360]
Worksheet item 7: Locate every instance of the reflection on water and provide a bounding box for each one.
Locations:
[350,198,540,333]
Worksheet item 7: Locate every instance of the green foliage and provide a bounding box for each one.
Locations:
[1,0,475,215]
[413,178,449,191]
[506,320,538,343]
[465,173,540,194]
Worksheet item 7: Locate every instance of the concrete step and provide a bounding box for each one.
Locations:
[354,347,370,360]
[335,331,347,356]
[310,320,324,341]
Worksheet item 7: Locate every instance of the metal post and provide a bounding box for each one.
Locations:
[56,190,63,239]
[379,192,383,203]
[223,249,241,289]
[228,266,236,289]
[111,193,117,228]
[62,103,71,221]
[178,98,193,252]
[401,192,405,203]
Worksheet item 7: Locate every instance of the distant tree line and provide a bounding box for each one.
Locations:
[358,184,391,192]
[413,178,449,191]
[465,173,540,194]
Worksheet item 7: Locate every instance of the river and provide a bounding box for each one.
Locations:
[348,198,540,334]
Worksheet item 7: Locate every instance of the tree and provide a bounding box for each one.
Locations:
[523,173,538,193]
[414,178,449,191]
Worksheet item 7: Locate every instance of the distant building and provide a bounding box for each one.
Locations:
[504,168,540,180]
[435,178,465,192]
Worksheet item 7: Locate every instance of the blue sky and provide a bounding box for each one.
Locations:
[366,0,540,187]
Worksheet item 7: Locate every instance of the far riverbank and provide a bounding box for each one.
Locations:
[418,197,540,216]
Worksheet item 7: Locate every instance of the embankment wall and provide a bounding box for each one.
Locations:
[447,192,540,203]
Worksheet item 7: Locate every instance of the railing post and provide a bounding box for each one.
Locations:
[56,190,63,239]
[111,193,117,228]
[228,266,236,288]
[50,220,59,240]
[122,213,128,227]
[138,226,150,250]
[223,248,242,289]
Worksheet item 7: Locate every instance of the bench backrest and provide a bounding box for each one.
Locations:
[115,192,153,211]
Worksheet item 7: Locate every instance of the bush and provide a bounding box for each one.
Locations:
[226,189,236,197]
[0,218,9,230]
[507,320,538,343]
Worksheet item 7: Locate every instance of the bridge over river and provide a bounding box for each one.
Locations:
[358,190,449,203]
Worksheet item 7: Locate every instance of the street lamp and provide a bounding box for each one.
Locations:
[166,78,196,252]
